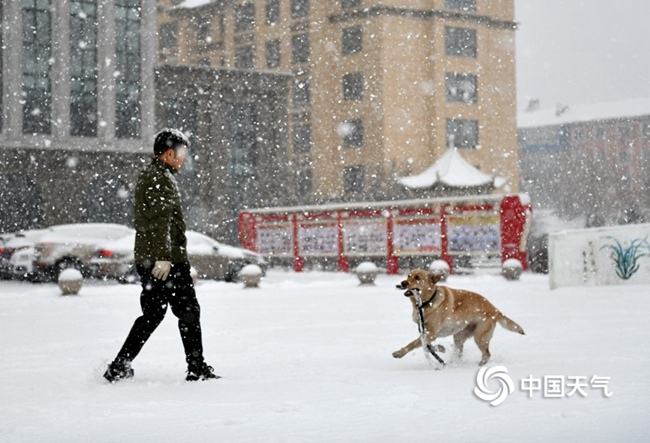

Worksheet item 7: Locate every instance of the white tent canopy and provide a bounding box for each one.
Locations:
[398,148,506,189]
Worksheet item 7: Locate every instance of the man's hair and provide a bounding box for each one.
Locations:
[154,128,190,156]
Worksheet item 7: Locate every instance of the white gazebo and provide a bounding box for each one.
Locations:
[397,149,506,196]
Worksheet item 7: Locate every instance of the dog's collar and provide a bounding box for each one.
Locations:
[418,288,439,308]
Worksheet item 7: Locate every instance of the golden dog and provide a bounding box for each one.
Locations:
[393,269,525,366]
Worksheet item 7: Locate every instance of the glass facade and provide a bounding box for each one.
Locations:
[70,0,98,137]
[0,1,3,132]
[22,0,52,134]
[115,0,141,139]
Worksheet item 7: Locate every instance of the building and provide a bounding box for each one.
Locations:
[0,0,290,243]
[0,0,157,232]
[518,98,650,226]
[155,64,290,241]
[157,0,519,204]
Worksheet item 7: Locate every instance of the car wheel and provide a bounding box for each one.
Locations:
[53,258,87,281]
[224,263,243,283]
[118,265,139,284]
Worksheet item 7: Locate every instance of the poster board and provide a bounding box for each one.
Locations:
[256,219,293,256]
[393,216,442,255]
[342,216,387,255]
[298,215,338,256]
[447,213,500,254]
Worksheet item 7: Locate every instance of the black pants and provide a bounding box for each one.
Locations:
[115,262,205,368]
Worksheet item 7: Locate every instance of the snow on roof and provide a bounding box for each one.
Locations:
[518,97,650,128]
[397,148,501,189]
[175,0,213,9]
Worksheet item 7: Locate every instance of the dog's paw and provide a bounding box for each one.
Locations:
[392,350,406,359]
[430,344,446,353]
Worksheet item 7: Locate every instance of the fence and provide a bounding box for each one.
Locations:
[239,194,532,274]
[549,223,650,289]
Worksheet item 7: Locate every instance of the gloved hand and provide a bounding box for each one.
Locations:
[152,261,172,281]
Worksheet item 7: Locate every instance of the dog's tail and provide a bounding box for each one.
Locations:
[498,313,525,335]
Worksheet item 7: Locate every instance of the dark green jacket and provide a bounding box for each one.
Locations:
[134,158,188,265]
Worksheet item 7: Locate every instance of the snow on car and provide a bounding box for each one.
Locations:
[97,229,268,283]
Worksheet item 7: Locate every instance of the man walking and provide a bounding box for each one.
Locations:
[104,128,219,382]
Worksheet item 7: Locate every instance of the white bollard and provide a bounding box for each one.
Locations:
[239,264,263,288]
[502,258,523,281]
[355,261,378,285]
[58,269,83,295]
[429,259,450,281]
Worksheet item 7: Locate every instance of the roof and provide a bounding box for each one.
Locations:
[397,149,505,189]
[518,97,650,128]
[175,0,213,9]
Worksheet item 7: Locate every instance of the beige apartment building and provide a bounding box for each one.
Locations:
[158,0,518,203]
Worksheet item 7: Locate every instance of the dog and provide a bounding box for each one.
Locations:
[393,269,525,366]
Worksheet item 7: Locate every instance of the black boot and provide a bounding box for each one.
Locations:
[186,362,221,381]
[104,359,134,383]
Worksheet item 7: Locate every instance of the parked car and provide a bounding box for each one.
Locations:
[1,223,267,283]
[31,223,136,281]
[186,230,268,282]
[96,230,268,283]
[0,229,49,280]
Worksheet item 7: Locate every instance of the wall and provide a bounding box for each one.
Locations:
[549,223,650,289]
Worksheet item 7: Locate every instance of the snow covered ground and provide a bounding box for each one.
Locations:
[1,269,649,442]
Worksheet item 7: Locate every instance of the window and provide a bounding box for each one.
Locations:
[343,72,363,100]
[291,0,309,19]
[342,0,361,8]
[225,102,258,185]
[217,12,226,38]
[445,73,477,104]
[296,168,312,196]
[114,0,141,139]
[160,22,178,49]
[235,45,255,69]
[445,0,476,11]
[0,1,4,132]
[619,125,630,139]
[22,0,52,134]
[342,26,362,55]
[265,0,279,25]
[70,0,98,137]
[293,78,310,108]
[344,166,364,194]
[198,19,211,41]
[293,124,312,153]
[445,27,477,58]
[266,39,281,68]
[292,33,310,64]
[235,2,255,33]
[342,119,363,147]
[446,119,478,149]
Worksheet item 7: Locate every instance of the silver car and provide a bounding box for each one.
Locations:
[31,223,136,281]
[92,229,268,283]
